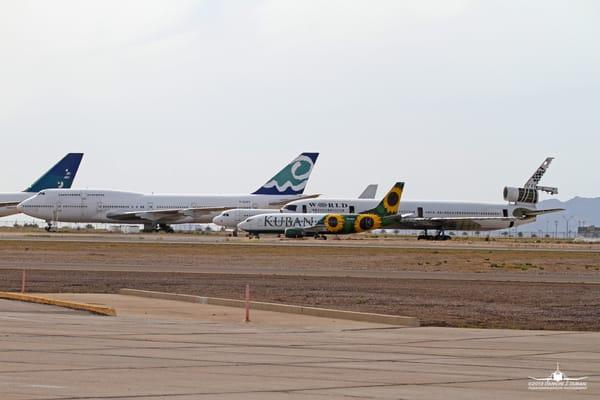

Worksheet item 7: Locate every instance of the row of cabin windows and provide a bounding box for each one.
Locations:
[428,211,501,216]
[57,193,105,197]
[101,205,145,209]
[97,205,191,209]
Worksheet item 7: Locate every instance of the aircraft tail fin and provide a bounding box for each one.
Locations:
[504,157,558,204]
[364,182,404,217]
[252,152,319,195]
[24,153,84,193]
[523,157,558,195]
[358,184,378,199]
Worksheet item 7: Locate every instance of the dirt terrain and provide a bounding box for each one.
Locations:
[0,238,598,330]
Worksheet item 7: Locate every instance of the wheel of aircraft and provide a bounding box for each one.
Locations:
[158,224,174,233]
[418,229,451,241]
[44,220,57,232]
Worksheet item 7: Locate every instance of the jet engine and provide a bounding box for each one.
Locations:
[284,228,305,238]
[503,187,538,204]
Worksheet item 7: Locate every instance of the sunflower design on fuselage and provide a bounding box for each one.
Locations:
[383,186,402,215]
[353,214,382,233]
[324,214,345,233]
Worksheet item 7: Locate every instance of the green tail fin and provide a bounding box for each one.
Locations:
[364,182,404,217]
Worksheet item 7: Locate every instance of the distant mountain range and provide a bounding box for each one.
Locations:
[522,197,600,235]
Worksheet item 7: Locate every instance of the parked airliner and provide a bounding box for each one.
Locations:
[0,153,83,218]
[212,184,379,231]
[18,153,319,232]
[238,182,407,238]
[279,158,563,239]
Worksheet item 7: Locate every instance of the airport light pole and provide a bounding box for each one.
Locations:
[562,215,574,239]
[554,220,558,239]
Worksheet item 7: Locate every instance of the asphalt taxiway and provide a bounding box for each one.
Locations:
[0,295,597,399]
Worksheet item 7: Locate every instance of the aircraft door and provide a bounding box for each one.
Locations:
[147,202,154,210]
[96,201,103,217]
[349,206,355,213]
[53,201,62,223]
[417,207,424,218]
[302,205,307,213]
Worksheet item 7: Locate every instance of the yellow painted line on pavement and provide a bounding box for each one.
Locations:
[0,292,116,316]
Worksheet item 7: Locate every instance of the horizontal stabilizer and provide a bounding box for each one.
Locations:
[512,207,564,218]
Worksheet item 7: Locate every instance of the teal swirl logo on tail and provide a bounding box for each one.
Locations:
[253,152,319,195]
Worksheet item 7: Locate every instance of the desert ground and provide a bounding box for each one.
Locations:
[0,232,598,330]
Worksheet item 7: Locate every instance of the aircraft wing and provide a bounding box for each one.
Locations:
[401,216,516,230]
[268,194,321,207]
[397,208,564,230]
[106,206,233,223]
[0,201,21,207]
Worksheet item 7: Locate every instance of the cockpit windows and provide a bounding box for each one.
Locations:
[284,205,297,212]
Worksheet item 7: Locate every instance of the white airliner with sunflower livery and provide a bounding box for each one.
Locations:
[281,157,563,240]
[212,184,379,231]
[237,182,406,238]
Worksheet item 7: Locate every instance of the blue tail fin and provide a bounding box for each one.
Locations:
[252,152,319,195]
[24,153,84,193]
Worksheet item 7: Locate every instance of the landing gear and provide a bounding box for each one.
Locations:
[248,233,260,239]
[158,224,174,233]
[232,229,238,237]
[142,223,157,233]
[44,220,57,232]
[313,234,327,240]
[417,229,451,241]
[142,223,174,233]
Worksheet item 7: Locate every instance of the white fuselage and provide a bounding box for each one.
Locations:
[238,213,327,234]
[212,208,285,228]
[0,192,36,218]
[282,198,532,231]
[18,189,303,224]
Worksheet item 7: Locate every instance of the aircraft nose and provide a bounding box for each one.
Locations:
[212,216,222,225]
[16,198,30,213]
[237,221,248,231]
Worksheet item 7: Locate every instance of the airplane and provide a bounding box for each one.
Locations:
[212,184,379,232]
[18,153,319,232]
[0,153,84,218]
[358,184,378,199]
[237,182,407,239]
[279,157,563,240]
[529,362,587,382]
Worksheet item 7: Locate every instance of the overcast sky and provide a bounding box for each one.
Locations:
[1,0,598,202]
